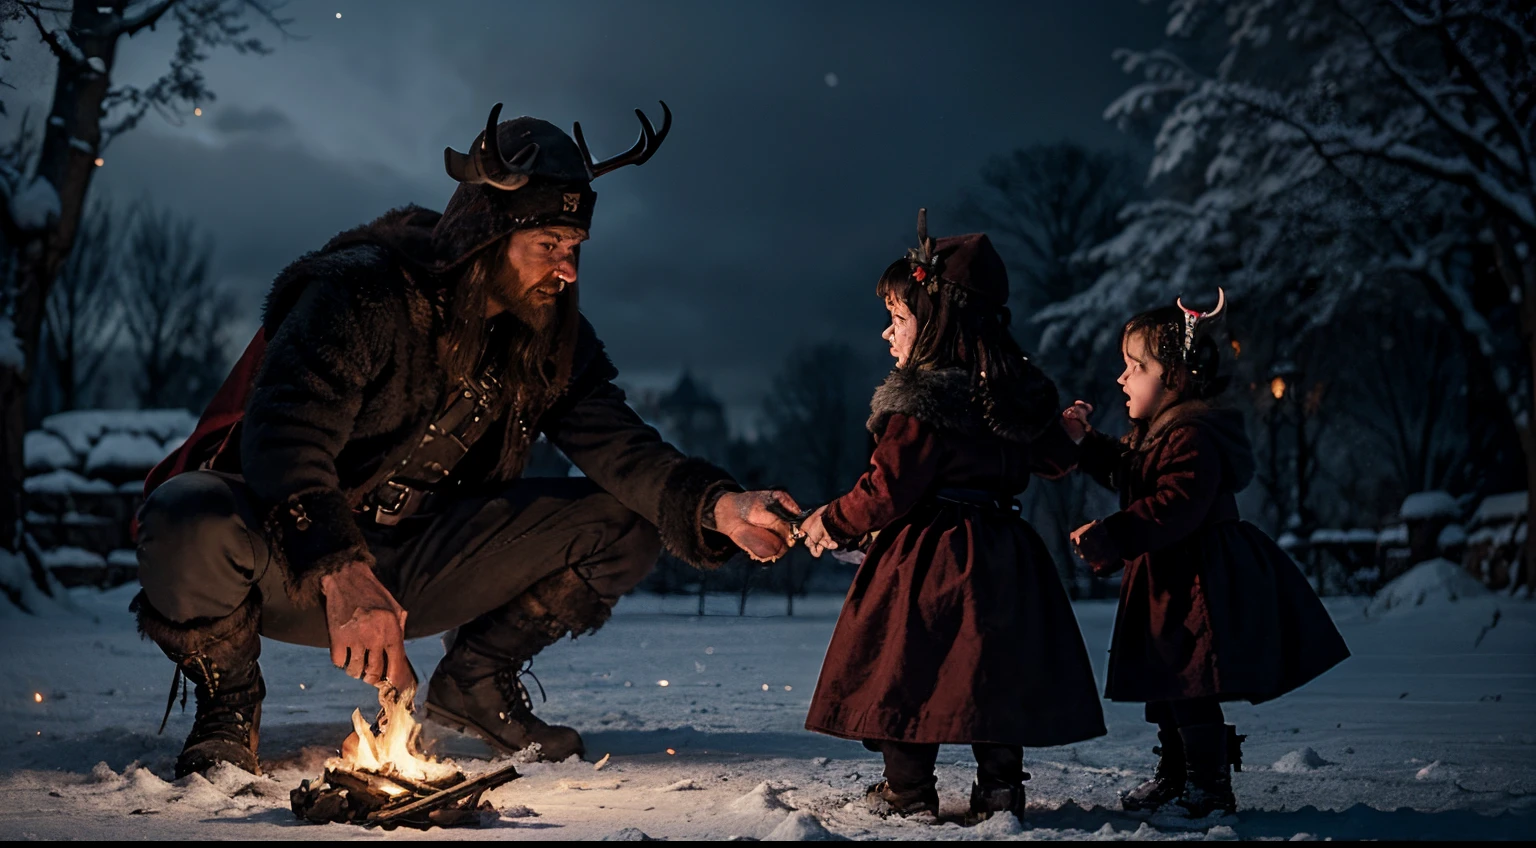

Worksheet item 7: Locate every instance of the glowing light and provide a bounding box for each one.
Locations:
[93,158,104,167]
[784,686,792,692]
[665,748,676,756]
[761,684,769,691]
[1230,339,1241,357]
[331,703,458,784]
[32,693,41,703]
[1270,377,1287,400]
[657,680,669,687]
[298,683,306,690]
[335,12,342,18]
[193,107,202,117]
[624,681,632,688]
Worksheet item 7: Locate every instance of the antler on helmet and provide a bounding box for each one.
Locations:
[443,102,540,191]
[573,101,673,180]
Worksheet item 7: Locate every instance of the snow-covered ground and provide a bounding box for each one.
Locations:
[1,585,1532,841]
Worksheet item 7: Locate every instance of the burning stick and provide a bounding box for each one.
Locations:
[291,689,521,829]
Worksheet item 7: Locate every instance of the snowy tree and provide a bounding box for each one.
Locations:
[0,1,290,604]
[1041,0,1534,585]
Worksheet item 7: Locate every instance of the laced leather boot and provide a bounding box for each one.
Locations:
[425,568,614,762]
[1121,728,1185,812]
[135,592,265,778]
[865,780,940,818]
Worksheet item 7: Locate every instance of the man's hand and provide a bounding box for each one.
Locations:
[321,560,414,693]
[800,506,838,558]
[713,490,803,562]
[1061,400,1094,444]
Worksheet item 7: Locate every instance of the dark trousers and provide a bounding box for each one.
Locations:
[873,741,1027,793]
[1145,697,1225,731]
[136,470,662,646]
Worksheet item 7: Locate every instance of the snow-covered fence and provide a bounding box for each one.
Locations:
[22,410,196,588]
[1464,492,1528,596]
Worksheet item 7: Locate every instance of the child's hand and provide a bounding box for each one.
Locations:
[1070,520,1119,576]
[800,506,839,558]
[1061,401,1094,444]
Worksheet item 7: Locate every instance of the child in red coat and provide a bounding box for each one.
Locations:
[1062,294,1349,817]
[799,212,1106,823]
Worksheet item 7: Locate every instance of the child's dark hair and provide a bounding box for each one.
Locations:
[877,259,1058,441]
[1122,305,1230,402]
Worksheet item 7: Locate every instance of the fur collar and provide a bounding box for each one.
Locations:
[868,367,984,436]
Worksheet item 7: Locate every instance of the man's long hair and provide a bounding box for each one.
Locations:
[439,238,580,478]
[876,259,1058,441]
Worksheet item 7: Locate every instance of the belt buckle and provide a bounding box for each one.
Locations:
[373,481,419,526]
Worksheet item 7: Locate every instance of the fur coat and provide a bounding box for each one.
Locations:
[804,368,1107,747]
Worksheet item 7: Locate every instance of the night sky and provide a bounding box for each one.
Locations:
[6,0,1167,432]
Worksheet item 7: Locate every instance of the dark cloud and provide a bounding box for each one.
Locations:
[211,105,294,136]
[15,0,1168,428]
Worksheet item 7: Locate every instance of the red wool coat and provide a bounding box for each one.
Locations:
[1075,401,1350,703]
[805,368,1107,747]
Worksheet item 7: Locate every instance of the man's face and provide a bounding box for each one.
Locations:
[488,226,589,329]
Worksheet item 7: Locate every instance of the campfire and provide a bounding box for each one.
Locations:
[290,694,521,829]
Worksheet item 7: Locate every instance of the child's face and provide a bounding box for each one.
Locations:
[1118,330,1168,420]
[882,296,916,367]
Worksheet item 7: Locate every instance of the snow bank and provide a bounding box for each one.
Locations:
[764,810,840,841]
[1368,559,1490,616]
[1472,491,1528,525]
[1378,525,1408,546]
[1272,747,1333,773]
[1400,491,1460,521]
[24,431,76,474]
[84,433,167,478]
[40,409,197,457]
[39,547,105,569]
[23,470,115,495]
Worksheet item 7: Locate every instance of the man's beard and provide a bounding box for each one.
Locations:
[492,268,563,332]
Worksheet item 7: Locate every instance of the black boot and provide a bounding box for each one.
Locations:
[1175,723,1238,817]
[967,744,1029,823]
[425,568,613,762]
[135,592,265,779]
[1121,728,1185,812]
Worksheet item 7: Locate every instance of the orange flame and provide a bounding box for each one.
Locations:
[329,696,458,785]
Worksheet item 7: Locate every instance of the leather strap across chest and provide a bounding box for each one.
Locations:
[363,371,511,525]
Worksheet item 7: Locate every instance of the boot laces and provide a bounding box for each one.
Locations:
[493,658,546,714]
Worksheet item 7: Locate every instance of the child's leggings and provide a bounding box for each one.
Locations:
[1144,696,1224,730]
[874,741,1026,793]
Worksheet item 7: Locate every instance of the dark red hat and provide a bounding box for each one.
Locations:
[904,209,1009,309]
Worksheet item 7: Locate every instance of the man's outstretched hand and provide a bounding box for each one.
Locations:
[320,560,415,693]
[714,490,803,562]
